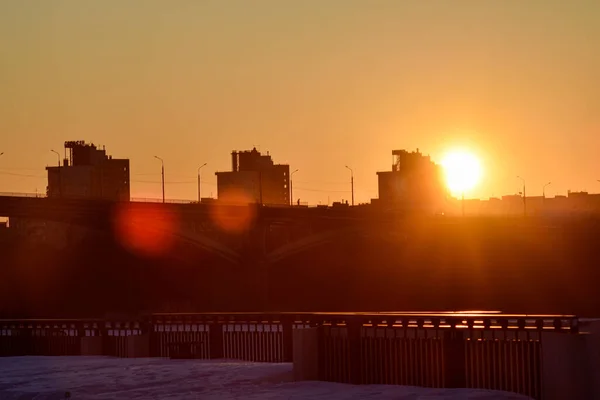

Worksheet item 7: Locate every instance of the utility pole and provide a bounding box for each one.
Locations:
[517,176,526,217]
[543,182,552,199]
[345,165,354,206]
[290,169,298,206]
[51,149,61,198]
[259,171,263,205]
[197,163,207,203]
[543,182,552,209]
[154,156,165,203]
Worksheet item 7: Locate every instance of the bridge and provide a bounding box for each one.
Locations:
[0,194,404,262]
[2,194,600,318]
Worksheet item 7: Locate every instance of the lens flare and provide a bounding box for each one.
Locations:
[209,188,256,234]
[112,203,179,258]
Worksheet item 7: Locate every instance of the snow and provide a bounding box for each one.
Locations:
[0,357,532,399]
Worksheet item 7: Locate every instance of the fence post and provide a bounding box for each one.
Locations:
[348,320,363,385]
[293,326,320,381]
[282,319,294,362]
[209,323,224,359]
[141,318,158,358]
[443,324,466,388]
[542,331,590,400]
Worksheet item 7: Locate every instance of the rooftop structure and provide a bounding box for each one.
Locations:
[46,141,130,201]
[375,149,447,212]
[216,148,290,205]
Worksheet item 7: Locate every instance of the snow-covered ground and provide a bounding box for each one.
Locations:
[0,357,531,399]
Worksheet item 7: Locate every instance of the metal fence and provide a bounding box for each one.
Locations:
[149,314,299,362]
[0,313,579,400]
[317,322,544,399]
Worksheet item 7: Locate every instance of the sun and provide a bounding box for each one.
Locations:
[441,150,482,196]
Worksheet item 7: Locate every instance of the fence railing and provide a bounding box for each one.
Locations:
[317,322,544,399]
[0,193,322,208]
[0,313,579,400]
[0,192,46,198]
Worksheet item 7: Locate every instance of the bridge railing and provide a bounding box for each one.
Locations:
[0,312,580,399]
[130,197,194,204]
[0,192,46,198]
[0,194,321,208]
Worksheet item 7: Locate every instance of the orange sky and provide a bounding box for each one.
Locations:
[1,1,599,204]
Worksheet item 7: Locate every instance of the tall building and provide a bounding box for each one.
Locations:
[46,141,130,201]
[375,149,447,212]
[215,148,290,205]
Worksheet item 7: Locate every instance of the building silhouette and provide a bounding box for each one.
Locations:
[456,192,600,216]
[374,149,447,212]
[46,141,130,201]
[215,148,290,205]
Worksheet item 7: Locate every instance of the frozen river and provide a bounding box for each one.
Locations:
[0,356,533,399]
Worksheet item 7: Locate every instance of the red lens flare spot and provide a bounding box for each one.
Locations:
[112,203,179,258]
[210,189,257,234]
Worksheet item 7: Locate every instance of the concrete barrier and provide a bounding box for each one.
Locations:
[126,335,150,358]
[293,328,318,381]
[580,319,600,399]
[80,336,103,356]
[542,332,590,400]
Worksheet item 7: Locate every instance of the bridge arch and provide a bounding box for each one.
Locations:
[266,225,408,265]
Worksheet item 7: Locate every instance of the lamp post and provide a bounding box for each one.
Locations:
[345,165,354,206]
[543,181,552,211]
[543,182,552,199]
[197,163,207,203]
[51,149,61,198]
[154,156,165,203]
[517,176,526,217]
[50,150,60,166]
[290,169,298,206]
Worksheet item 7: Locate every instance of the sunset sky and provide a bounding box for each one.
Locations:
[1,0,599,204]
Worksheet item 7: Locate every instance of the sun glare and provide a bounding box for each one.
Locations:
[441,150,482,196]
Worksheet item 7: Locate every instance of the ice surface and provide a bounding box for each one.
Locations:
[0,357,532,399]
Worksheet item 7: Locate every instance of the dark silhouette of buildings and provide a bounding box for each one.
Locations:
[46,141,130,201]
[215,148,290,205]
[458,191,600,216]
[374,149,447,212]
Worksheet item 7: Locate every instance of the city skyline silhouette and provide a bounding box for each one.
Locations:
[1,1,599,204]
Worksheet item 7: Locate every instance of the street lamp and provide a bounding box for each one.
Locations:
[543,181,552,210]
[197,163,207,203]
[543,182,552,198]
[290,169,298,206]
[154,156,165,203]
[345,165,354,206]
[50,150,60,166]
[517,176,526,217]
